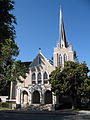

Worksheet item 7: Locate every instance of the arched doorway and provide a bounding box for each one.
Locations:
[32,91,40,104]
[44,90,52,104]
[22,91,28,104]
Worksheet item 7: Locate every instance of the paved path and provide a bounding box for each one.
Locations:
[0,109,77,115]
[0,110,90,120]
[78,110,90,115]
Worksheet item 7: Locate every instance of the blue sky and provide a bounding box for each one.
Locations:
[14,0,90,68]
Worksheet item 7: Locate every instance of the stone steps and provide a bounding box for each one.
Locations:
[21,104,54,111]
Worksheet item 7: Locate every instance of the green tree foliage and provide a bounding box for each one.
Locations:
[49,61,90,108]
[0,0,16,43]
[73,51,78,62]
[0,0,29,95]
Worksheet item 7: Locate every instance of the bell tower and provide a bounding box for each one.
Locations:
[53,8,74,67]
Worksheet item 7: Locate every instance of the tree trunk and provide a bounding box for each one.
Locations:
[72,97,77,109]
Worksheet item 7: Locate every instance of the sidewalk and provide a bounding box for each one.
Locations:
[0,109,78,115]
[0,109,90,116]
[78,110,90,115]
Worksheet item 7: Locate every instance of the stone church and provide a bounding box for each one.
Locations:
[9,8,74,108]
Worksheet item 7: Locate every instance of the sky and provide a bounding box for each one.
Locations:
[14,0,90,68]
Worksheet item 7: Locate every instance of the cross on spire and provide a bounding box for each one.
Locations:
[39,48,41,53]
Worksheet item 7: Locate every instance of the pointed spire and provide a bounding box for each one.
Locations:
[59,7,68,48]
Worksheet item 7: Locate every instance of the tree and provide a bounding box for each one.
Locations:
[0,0,16,43]
[0,0,29,95]
[73,51,78,62]
[49,61,90,109]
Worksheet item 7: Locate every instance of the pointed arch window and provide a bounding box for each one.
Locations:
[58,54,62,67]
[62,44,63,48]
[43,72,48,84]
[37,72,42,84]
[32,73,36,84]
[38,57,41,64]
[64,54,67,62]
[43,72,48,79]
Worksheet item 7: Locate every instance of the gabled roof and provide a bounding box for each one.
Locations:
[30,52,53,67]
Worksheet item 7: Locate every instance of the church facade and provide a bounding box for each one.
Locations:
[10,8,74,107]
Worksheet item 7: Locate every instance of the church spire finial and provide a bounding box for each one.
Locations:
[39,48,41,53]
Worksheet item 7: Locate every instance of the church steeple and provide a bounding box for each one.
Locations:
[53,7,74,68]
[59,7,68,48]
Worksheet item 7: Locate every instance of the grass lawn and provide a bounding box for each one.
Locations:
[0,107,10,109]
